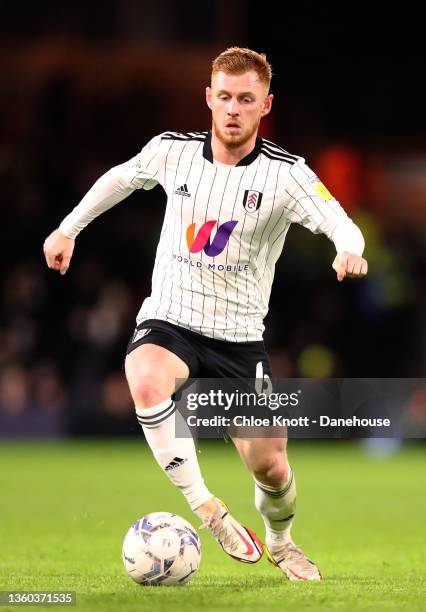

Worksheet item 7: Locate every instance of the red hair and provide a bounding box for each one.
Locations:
[212,47,272,89]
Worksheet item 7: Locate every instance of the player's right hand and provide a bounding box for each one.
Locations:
[43,229,75,275]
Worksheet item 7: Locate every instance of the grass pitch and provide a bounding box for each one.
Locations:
[0,440,425,611]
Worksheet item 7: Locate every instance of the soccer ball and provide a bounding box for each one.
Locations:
[122,512,201,586]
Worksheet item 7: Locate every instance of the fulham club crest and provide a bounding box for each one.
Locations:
[243,190,263,213]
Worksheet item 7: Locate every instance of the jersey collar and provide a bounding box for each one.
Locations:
[203,131,263,167]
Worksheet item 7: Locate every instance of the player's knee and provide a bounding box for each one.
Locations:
[130,377,170,409]
[253,457,289,488]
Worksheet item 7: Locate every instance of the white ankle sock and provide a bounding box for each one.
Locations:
[254,467,296,548]
[136,399,212,511]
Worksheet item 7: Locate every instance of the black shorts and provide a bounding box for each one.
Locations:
[126,318,271,380]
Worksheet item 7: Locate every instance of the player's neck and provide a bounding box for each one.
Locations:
[211,131,258,166]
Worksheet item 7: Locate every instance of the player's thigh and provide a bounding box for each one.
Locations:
[232,435,288,474]
[125,343,190,406]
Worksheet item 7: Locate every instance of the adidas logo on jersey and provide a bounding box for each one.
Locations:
[174,184,191,197]
[164,456,188,471]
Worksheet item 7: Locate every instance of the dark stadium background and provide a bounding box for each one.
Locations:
[0,1,424,438]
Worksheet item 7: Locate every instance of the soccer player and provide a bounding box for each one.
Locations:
[43,47,367,581]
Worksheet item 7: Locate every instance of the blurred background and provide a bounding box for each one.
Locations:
[0,1,424,439]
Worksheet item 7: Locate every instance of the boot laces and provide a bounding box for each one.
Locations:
[200,509,241,553]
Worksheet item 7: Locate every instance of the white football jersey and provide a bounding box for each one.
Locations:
[116,131,362,341]
[60,130,364,342]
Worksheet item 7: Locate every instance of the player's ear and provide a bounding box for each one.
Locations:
[206,86,213,110]
[261,93,273,117]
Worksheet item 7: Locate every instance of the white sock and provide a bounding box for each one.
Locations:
[254,467,296,549]
[136,399,213,511]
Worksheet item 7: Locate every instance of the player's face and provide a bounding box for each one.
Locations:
[206,71,273,148]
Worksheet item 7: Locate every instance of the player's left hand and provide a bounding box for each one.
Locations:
[332,251,368,281]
